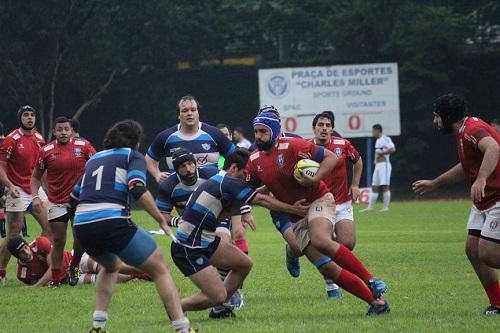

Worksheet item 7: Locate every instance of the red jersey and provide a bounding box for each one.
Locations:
[246,137,330,221]
[456,117,500,210]
[0,129,45,193]
[37,138,96,203]
[16,236,72,285]
[310,137,361,204]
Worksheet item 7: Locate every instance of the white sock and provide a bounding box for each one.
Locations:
[368,192,379,209]
[383,191,391,209]
[92,310,108,328]
[172,317,190,333]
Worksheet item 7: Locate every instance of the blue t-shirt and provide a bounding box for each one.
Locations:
[73,148,147,225]
[147,122,236,172]
[155,166,219,214]
[176,170,256,248]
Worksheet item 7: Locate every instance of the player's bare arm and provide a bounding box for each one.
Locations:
[33,254,53,287]
[412,162,464,194]
[471,136,500,203]
[250,193,310,217]
[30,168,45,214]
[0,160,18,197]
[350,157,363,201]
[298,149,337,187]
[145,154,170,184]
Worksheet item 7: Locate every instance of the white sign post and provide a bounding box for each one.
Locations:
[258,63,400,138]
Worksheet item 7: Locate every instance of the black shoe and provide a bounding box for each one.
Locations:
[366,300,390,316]
[484,305,500,315]
[209,305,236,319]
[68,266,81,286]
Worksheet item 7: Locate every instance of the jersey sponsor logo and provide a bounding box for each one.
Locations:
[74,148,82,157]
[250,152,260,161]
[43,144,55,151]
[333,139,345,145]
[277,154,284,167]
[278,142,289,150]
[197,154,208,165]
[256,165,263,172]
[490,220,498,230]
[18,143,25,149]
[195,257,204,265]
[201,143,211,151]
[334,147,342,157]
[74,140,85,146]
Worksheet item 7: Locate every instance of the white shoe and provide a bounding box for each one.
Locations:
[359,207,373,212]
[379,207,389,212]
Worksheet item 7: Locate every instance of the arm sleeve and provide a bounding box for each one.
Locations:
[295,139,325,163]
[36,237,52,255]
[128,151,148,186]
[36,147,47,171]
[156,180,174,213]
[385,136,395,149]
[210,125,236,156]
[245,160,262,188]
[345,140,361,163]
[86,141,97,158]
[222,177,257,204]
[0,136,15,162]
[146,130,168,161]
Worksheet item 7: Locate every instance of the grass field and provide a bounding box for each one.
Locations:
[1,200,499,332]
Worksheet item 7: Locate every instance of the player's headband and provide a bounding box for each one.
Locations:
[7,236,28,259]
[252,112,281,143]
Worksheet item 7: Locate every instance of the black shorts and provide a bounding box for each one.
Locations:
[216,218,232,233]
[74,218,137,258]
[171,236,221,277]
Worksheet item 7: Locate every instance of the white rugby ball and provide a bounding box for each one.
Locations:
[293,159,320,181]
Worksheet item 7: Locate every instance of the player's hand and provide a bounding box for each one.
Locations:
[156,172,171,184]
[7,186,20,199]
[349,185,360,201]
[296,170,318,187]
[241,213,256,231]
[412,179,436,195]
[292,198,310,216]
[159,220,178,243]
[470,178,486,203]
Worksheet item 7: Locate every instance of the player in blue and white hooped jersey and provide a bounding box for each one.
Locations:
[72,120,194,333]
[170,149,310,318]
[145,95,236,184]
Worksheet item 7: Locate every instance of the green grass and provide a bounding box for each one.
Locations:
[1,200,499,332]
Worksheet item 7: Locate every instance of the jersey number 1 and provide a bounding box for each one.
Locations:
[92,165,104,190]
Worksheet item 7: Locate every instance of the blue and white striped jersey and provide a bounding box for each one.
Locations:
[155,166,219,214]
[72,148,147,225]
[147,122,236,172]
[176,170,256,248]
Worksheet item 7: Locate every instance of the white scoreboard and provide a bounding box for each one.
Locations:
[258,63,400,138]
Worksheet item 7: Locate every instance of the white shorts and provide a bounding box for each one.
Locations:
[79,253,98,273]
[335,201,354,223]
[5,188,48,212]
[48,202,68,221]
[466,202,500,241]
[372,162,392,186]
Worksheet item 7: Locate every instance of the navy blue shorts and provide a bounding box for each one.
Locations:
[270,210,293,234]
[216,218,232,234]
[74,218,157,267]
[171,236,221,277]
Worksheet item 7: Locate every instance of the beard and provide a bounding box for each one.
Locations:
[256,140,273,151]
[21,123,34,131]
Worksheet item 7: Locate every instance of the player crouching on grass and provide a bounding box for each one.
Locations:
[7,235,150,286]
[247,111,390,315]
[171,149,310,319]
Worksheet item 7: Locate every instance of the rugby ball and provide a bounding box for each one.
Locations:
[293,159,320,181]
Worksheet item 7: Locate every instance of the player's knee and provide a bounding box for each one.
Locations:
[337,237,355,251]
[310,236,333,253]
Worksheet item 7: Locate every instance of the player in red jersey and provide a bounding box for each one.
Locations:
[413,94,500,315]
[310,111,362,250]
[247,111,390,315]
[0,106,50,284]
[7,235,150,286]
[31,116,96,287]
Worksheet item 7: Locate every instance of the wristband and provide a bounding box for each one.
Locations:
[170,216,180,227]
[240,205,251,215]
